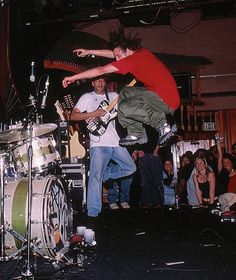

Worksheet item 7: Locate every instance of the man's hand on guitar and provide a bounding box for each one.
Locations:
[92,108,107,118]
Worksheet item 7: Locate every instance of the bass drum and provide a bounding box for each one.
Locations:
[4,176,72,259]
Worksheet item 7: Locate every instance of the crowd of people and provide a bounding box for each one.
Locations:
[105,139,236,210]
[177,140,236,209]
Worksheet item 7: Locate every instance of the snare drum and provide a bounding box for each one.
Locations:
[4,176,72,258]
[11,135,60,174]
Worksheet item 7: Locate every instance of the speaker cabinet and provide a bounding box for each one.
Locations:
[173,73,192,102]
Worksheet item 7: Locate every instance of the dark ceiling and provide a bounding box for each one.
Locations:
[11,0,236,28]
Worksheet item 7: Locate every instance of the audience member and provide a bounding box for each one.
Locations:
[186,149,208,207]
[232,142,236,160]
[227,170,236,193]
[163,159,178,205]
[206,147,218,175]
[108,176,133,209]
[193,157,216,208]
[216,136,236,194]
[132,127,164,207]
[177,152,194,204]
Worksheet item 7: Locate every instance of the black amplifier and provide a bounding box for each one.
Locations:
[59,158,86,187]
[59,159,87,211]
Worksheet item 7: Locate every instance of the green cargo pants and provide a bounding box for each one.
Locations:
[118,86,174,138]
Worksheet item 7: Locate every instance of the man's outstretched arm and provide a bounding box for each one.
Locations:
[62,64,118,88]
[73,48,114,59]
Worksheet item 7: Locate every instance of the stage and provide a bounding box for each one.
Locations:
[1,206,236,280]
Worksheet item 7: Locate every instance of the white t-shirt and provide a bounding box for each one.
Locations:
[74,91,120,147]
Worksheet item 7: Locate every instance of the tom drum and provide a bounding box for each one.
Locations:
[11,135,60,174]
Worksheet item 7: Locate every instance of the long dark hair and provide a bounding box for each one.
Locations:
[108,25,142,51]
[222,153,236,170]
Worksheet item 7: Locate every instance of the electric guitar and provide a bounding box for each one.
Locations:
[54,100,87,159]
[86,96,119,136]
[86,78,137,136]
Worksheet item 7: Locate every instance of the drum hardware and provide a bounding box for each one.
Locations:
[0,152,7,261]
[0,118,67,279]
[0,123,57,145]
[54,241,72,264]
[4,228,31,261]
[21,113,35,279]
[0,77,78,277]
[0,109,78,275]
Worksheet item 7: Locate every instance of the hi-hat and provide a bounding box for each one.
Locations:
[0,123,57,144]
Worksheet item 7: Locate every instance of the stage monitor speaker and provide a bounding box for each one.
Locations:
[173,73,192,102]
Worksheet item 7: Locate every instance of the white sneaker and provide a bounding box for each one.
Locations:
[158,123,171,137]
[121,202,130,209]
[119,135,148,146]
[109,203,119,210]
[158,124,178,147]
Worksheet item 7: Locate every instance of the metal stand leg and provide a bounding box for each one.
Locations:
[21,120,35,279]
[0,152,7,261]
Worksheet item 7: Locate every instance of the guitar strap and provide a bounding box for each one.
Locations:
[105,89,110,102]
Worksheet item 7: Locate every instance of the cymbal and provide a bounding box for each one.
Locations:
[21,123,58,139]
[0,123,57,144]
[0,130,22,144]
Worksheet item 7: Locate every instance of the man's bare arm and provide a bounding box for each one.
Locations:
[71,108,106,121]
[73,48,114,59]
[62,64,118,88]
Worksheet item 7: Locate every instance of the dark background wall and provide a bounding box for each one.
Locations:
[0,1,236,148]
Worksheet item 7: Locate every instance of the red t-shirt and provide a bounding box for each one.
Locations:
[228,174,236,193]
[111,48,180,110]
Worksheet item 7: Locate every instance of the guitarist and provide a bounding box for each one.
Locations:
[70,76,136,228]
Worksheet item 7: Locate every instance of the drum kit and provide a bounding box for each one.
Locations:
[0,121,72,277]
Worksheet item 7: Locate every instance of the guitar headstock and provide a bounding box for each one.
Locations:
[54,100,64,118]
[55,100,70,121]
[63,94,75,111]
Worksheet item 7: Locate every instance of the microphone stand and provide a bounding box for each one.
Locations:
[21,69,50,278]
[21,76,50,278]
[21,107,37,279]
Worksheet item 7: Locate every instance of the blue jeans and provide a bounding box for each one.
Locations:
[87,146,136,217]
[164,186,176,205]
[139,153,164,206]
[108,176,133,205]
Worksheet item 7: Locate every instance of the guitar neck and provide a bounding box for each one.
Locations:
[104,79,136,112]
[105,96,119,112]
[127,79,137,87]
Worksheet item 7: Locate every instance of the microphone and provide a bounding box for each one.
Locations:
[30,61,35,82]
[40,75,49,109]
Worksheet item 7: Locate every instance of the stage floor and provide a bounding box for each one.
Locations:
[1,206,236,280]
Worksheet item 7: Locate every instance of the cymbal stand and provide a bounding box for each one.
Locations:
[21,109,35,279]
[0,151,7,261]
